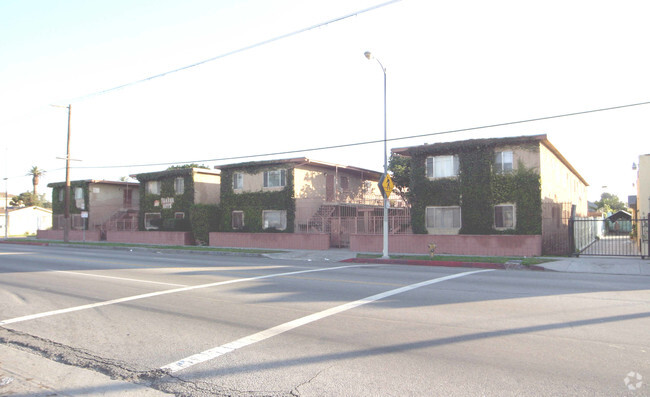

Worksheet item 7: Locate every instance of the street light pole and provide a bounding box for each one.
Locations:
[364,51,389,259]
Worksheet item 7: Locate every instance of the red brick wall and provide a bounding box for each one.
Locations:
[350,234,542,257]
[210,232,330,250]
[107,231,194,245]
[37,229,102,242]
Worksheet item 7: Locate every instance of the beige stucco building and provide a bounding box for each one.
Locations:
[392,134,587,254]
[218,158,390,247]
[48,180,140,231]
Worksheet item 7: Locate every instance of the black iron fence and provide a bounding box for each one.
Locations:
[570,217,648,258]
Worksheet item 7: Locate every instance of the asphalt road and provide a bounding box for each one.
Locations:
[1,244,649,396]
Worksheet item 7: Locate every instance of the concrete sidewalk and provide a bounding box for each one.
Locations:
[263,249,650,276]
[538,256,650,276]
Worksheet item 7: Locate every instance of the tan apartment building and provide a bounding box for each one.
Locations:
[217,158,390,247]
[392,134,588,254]
[133,167,221,231]
[48,180,140,232]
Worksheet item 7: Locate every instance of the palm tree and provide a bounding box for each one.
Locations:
[27,166,45,196]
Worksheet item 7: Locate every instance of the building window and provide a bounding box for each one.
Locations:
[426,155,459,179]
[147,181,160,195]
[263,169,286,188]
[74,187,83,200]
[495,151,513,173]
[233,173,244,190]
[494,204,515,229]
[58,189,64,202]
[262,210,287,230]
[425,206,461,229]
[144,212,162,230]
[174,212,185,219]
[232,211,244,230]
[340,176,349,190]
[174,177,184,195]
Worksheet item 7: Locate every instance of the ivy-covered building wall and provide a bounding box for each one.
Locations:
[219,161,296,233]
[133,168,220,232]
[395,134,586,236]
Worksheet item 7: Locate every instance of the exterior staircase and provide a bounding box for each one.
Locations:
[307,205,336,232]
[99,209,139,232]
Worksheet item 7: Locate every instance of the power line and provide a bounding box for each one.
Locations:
[65,99,650,170]
[65,0,402,103]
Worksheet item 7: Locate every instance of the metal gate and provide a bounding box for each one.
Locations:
[571,217,648,258]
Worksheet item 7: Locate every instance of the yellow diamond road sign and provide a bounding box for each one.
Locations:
[378,173,394,198]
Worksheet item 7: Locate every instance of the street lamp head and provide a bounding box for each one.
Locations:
[364,51,372,60]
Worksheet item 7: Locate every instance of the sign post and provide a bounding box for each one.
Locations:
[81,211,88,242]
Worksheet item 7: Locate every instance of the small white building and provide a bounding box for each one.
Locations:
[0,206,52,237]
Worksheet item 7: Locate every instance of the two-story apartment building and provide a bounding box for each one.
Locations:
[48,179,140,232]
[133,167,221,231]
[392,134,588,254]
[217,157,387,247]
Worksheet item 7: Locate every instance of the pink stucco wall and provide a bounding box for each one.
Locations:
[107,231,194,245]
[106,231,194,245]
[37,229,102,242]
[350,234,542,257]
[210,232,330,250]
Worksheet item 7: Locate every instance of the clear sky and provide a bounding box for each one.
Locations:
[2,0,649,203]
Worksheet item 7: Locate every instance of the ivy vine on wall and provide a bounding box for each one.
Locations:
[407,144,542,235]
[136,169,196,231]
[219,164,295,233]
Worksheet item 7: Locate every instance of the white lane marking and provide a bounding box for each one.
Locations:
[161,269,494,373]
[47,270,188,287]
[0,264,369,326]
[0,252,33,255]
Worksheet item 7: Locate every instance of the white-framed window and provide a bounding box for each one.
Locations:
[495,151,513,173]
[494,204,515,229]
[144,212,162,230]
[263,169,286,188]
[426,155,459,179]
[426,206,461,229]
[74,187,84,200]
[174,212,185,219]
[174,177,184,195]
[147,181,160,195]
[233,173,244,190]
[262,210,287,230]
[232,210,244,230]
[58,189,64,201]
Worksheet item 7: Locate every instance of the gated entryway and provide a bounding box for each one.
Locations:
[571,217,649,258]
[542,203,649,258]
